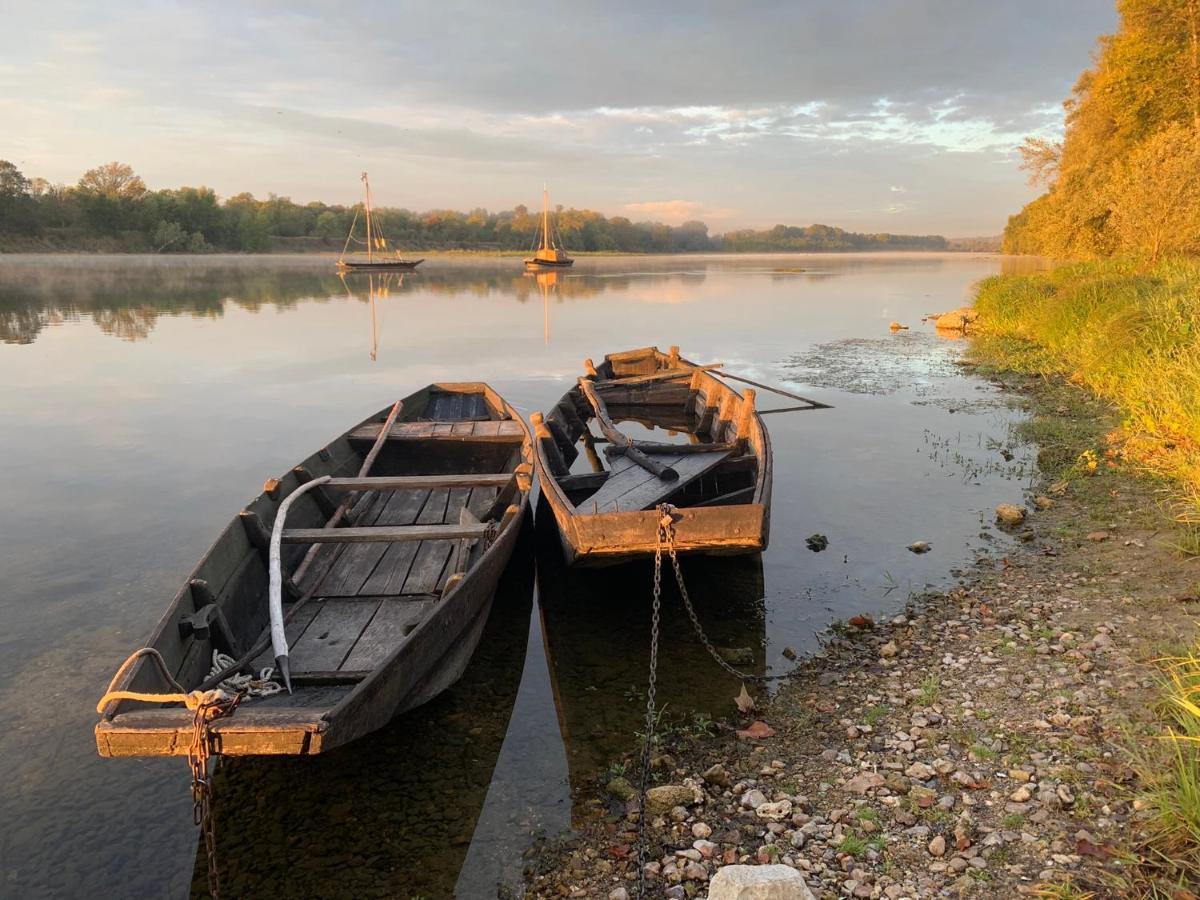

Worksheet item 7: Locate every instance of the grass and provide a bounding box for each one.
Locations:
[839,829,868,858]
[917,674,941,706]
[970,258,1200,519]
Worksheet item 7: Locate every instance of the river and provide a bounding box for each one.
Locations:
[0,252,1039,898]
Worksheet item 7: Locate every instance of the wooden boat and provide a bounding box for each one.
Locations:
[523,185,574,270]
[532,346,772,566]
[337,172,424,271]
[95,383,532,757]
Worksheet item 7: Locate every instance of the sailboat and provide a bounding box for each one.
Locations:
[337,172,424,272]
[523,185,574,271]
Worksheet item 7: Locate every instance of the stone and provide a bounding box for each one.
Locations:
[606,776,637,803]
[995,504,1026,527]
[934,307,979,332]
[879,641,899,658]
[905,762,935,780]
[908,541,932,554]
[692,822,713,839]
[845,771,886,795]
[737,721,776,740]
[645,784,697,815]
[755,799,793,821]
[741,789,769,809]
[704,763,731,787]
[609,889,630,900]
[707,864,817,900]
[928,835,947,857]
[1086,531,1110,542]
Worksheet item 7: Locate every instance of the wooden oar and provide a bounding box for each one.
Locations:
[712,370,832,409]
[578,375,678,481]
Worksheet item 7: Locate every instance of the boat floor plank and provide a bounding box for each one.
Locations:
[402,486,458,594]
[347,420,525,443]
[250,601,322,672]
[340,598,437,671]
[289,599,381,672]
[581,449,732,513]
[316,488,430,596]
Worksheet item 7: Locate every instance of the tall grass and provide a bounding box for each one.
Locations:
[971,258,1200,517]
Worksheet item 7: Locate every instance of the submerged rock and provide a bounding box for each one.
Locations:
[606,776,637,803]
[934,307,979,332]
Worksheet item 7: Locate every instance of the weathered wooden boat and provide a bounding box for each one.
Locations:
[523,184,574,270]
[532,346,774,565]
[96,383,532,757]
[337,171,424,271]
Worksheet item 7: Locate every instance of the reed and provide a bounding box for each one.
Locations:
[970,258,1200,519]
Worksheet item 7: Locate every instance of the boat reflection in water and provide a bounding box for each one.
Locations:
[190,527,534,899]
[339,271,405,361]
[535,497,766,819]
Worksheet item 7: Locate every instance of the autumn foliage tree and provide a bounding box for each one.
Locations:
[1004,0,1200,258]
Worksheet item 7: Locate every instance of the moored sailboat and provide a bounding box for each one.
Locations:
[524,185,574,270]
[337,172,424,272]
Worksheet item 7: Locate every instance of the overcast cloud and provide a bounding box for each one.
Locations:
[1,1,1116,234]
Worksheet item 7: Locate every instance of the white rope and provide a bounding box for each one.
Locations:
[207,650,281,698]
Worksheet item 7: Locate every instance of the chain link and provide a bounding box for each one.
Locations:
[188,692,241,899]
[636,508,668,898]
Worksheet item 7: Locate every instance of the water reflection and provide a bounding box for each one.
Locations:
[535,499,766,820]
[192,533,535,899]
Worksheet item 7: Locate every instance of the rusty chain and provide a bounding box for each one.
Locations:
[188,691,241,899]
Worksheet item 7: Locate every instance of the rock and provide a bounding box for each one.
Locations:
[1086,531,1110,542]
[742,789,769,809]
[934,307,979,332]
[737,720,776,740]
[995,504,1026,527]
[645,784,697,815]
[755,799,793,821]
[606,776,637,803]
[1034,495,1054,510]
[905,761,935,780]
[703,763,730,787]
[682,860,708,881]
[845,771,887,795]
[1009,785,1032,803]
[908,541,932,554]
[692,822,713,839]
[879,641,899,659]
[848,614,875,630]
[609,889,630,900]
[928,834,947,857]
[782,646,798,660]
[694,839,718,858]
[805,533,829,552]
[707,864,817,900]
[889,321,909,332]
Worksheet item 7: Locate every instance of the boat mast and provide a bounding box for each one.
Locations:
[542,183,550,252]
[362,171,373,263]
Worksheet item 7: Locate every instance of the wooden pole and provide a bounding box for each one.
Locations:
[667,345,680,367]
[542,184,550,252]
[292,399,402,585]
[577,377,678,480]
[713,370,831,408]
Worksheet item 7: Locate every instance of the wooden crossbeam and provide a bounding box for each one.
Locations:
[324,473,513,491]
[282,523,491,544]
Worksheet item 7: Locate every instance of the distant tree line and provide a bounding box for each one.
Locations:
[1004,0,1200,259]
[0,160,949,254]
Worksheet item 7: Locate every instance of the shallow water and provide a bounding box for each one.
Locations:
[0,253,1041,897]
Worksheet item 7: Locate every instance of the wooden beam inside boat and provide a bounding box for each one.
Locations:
[323,473,513,491]
[282,523,491,544]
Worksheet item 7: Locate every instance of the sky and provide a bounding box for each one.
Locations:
[1,1,1117,235]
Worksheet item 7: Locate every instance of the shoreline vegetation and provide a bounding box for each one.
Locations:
[0,160,972,256]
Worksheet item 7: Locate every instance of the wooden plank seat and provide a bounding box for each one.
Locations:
[347,420,526,443]
[323,473,513,491]
[283,523,491,543]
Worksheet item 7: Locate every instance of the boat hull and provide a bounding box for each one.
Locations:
[338,259,424,271]
[524,257,574,270]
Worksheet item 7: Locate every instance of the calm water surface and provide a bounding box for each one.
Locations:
[0,253,1039,898]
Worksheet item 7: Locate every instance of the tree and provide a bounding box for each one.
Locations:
[1108,123,1200,259]
[0,160,31,200]
[0,160,35,232]
[77,161,146,200]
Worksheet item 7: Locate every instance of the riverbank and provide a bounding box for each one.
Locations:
[521,370,1200,899]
